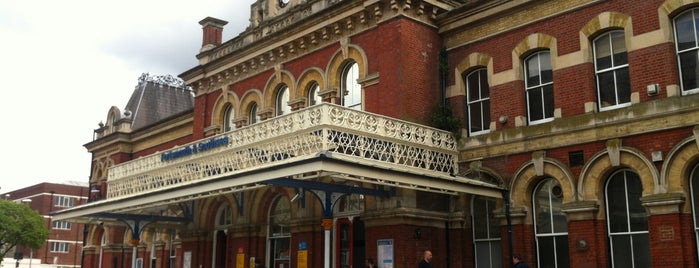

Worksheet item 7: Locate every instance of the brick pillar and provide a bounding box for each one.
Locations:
[562,200,605,268]
[641,193,686,267]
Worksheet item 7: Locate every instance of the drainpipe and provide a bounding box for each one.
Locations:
[445,221,450,268]
[502,190,513,268]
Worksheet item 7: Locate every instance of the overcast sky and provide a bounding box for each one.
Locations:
[0,0,255,194]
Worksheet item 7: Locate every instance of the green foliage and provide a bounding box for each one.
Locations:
[0,199,50,263]
[429,104,462,140]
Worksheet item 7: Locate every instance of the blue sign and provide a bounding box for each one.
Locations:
[161,136,229,161]
[298,241,308,250]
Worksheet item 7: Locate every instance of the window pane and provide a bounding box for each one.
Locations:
[470,103,484,133]
[537,236,556,268]
[482,101,491,131]
[692,165,699,225]
[472,197,490,239]
[479,70,489,97]
[625,173,648,232]
[343,62,361,110]
[607,175,629,233]
[611,235,633,268]
[616,68,631,104]
[528,88,544,121]
[611,31,628,65]
[555,235,570,267]
[276,86,291,115]
[598,71,616,107]
[540,52,552,83]
[631,234,651,268]
[543,84,554,118]
[679,50,699,90]
[595,35,612,70]
[475,241,502,268]
[526,56,541,86]
[467,72,481,101]
[676,11,698,51]
[308,83,321,106]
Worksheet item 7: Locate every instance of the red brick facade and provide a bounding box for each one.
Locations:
[78,0,699,268]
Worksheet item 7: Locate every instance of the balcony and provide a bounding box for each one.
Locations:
[54,104,501,220]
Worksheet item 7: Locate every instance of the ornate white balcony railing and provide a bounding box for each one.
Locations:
[106,103,459,199]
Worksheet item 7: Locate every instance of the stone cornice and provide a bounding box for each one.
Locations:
[460,93,699,161]
[641,192,685,215]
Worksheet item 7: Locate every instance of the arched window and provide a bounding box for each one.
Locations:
[674,8,699,95]
[594,30,630,110]
[276,85,291,116]
[249,103,260,125]
[341,62,361,110]
[689,164,699,260]
[605,170,650,267]
[213,204,232,268]
[524,51,554,124]
[269,197,291,268]
[307,82,322,106]
[533,178,569,267]
[107,113,117,134]
[223,104,236,132]
[471,196,501,268]
[464,68,491,135]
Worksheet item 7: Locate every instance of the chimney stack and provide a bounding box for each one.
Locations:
[199,17,228,52]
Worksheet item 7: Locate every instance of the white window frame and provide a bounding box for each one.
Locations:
[50,241,71,253]
[689,164,699,261]
[465,68,491,136]
[52,220,72,230]
[471,196,501,268]
[341,62,362,110]
[307,82,322,106]
[524,51,554,125]
[605,169,651,267]
[249,103,259,125]
[532,178,569,267]
[223,104,236,132]
[593,30,631,111]
[54,196,74,207]
[276,85,291,116]
[674,8,699,95]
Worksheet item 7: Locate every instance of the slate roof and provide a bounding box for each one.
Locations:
[124,78,194,131]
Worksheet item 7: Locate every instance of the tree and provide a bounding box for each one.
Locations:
[0,198,50,264]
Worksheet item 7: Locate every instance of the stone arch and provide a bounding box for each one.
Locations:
[510,157,577,219]
[454,52,494,97]
[460,165,507,211]
[211,91,241,129]
[579,146,660,208]
[296,67,326,101]
[660,0,699,42]
[512,33,558,81]
[198,196,235,227]
[249,187,285,225]
[262,70,296,115]
[580,11,633,63]
[106,106,122,134]
[239,89,264,121]
[661,130,699,212]
[326,44,369,99]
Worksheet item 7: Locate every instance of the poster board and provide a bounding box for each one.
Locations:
[183,251,192,268]
[377,239,394,268]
